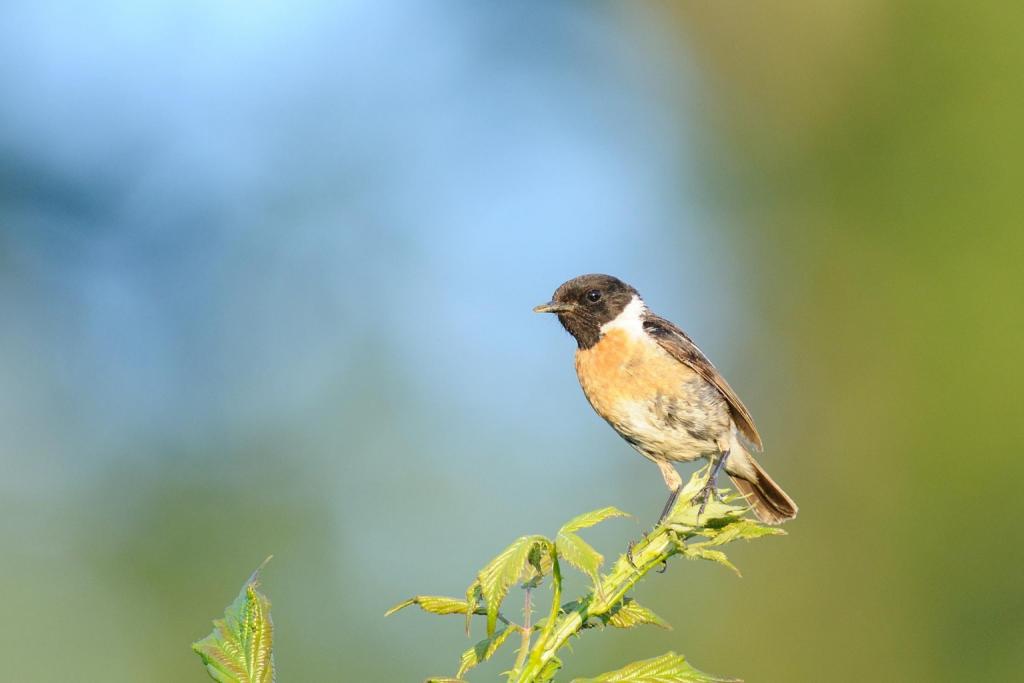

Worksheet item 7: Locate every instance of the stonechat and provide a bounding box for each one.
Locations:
[535,273,797,525]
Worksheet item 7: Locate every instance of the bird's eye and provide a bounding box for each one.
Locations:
[586,289,602,303]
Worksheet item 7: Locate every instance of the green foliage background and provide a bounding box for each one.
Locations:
[2,2,1023,681]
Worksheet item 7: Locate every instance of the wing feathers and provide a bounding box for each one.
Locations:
[642,313,763,451]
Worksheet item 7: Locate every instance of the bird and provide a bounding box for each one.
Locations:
[534,273,797,525]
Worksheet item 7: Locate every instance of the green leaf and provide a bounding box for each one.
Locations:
[192,560,275,683]
[555,530,604,583]
[524,540,554,583]
[425,678,468,682]
[465,581,481,635]
[456,625,518,676]
[386,595,472,617]
[476,535,551,636]
[663,469,747,529]
[559,506,630,534]
[605,598,671,630]
[666,498,745,529]
[701,519,785,546]
[536,656,563,682]
[571,651,740,682]
[554,506,628,585]
[682,545,741,577]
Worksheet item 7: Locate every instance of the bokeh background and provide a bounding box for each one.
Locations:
[2,2,1022,681]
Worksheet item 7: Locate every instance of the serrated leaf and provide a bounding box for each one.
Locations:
[524,540,554,583]
[560,506,630,534]
[702,519,785,546]
[456,625,518,676]
[682,545,741,576]
[571,651,740,682]
[477,535,551,636]
[556,530,603,583]
[663,470,748,529]
[386,595,471,617]
[192,561,275,683]
[667,497,745,529]
[606,599,671,630]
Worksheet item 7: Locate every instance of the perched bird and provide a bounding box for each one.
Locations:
[534,274,797,525]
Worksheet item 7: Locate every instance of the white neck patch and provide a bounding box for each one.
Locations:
[599,295,647,339]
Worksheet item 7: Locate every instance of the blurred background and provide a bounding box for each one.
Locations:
[2,2,1022,681]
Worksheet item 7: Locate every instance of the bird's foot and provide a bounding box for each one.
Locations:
[656,487,683,526]
[626,534,645,569]
[626,540,636,568]
[691,478,723,523]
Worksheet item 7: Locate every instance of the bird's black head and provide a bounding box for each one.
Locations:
[534,274,640,349]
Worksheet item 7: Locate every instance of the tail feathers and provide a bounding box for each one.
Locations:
[726,452,798,525]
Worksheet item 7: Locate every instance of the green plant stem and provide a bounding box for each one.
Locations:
[514,525,679,683]
[537,553,562,651]
[512,587,533,676]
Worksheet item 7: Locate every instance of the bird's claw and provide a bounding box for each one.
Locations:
[692,479,722,523]
[626,529,650,569]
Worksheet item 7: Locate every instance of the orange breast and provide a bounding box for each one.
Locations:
[574,328,730,462]
[574,328,698,420]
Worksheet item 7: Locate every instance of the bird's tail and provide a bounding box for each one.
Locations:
[724,446,798,525]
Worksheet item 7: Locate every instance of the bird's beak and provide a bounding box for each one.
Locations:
[533,301,574,314]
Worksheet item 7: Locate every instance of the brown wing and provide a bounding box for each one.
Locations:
[643,313,763,451]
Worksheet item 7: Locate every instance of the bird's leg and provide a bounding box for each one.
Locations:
[626,539,640,569]
[635,493,682,574]
[656,461,683,523]
[628,463,683,569]
[657,487,682,525]
[693,449,730,518]
[709,449,730,502]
